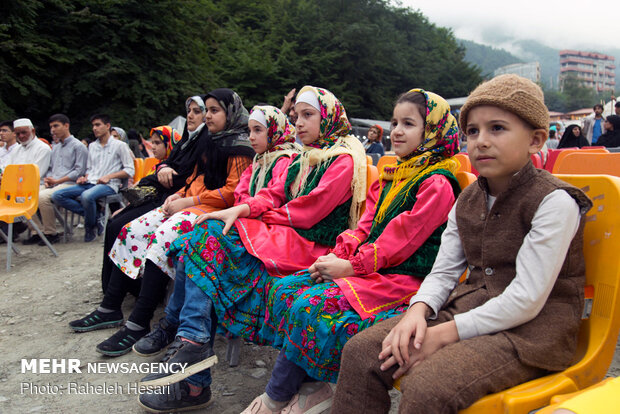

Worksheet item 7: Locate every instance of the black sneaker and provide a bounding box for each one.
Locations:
[139,338,218,387]
[22,234,42,245]
[133,317,178,357]
[69,309,123,332]
[84,226,97,242]
[96,326,149,356]
[138,381,212,413]
[38,233,61,246]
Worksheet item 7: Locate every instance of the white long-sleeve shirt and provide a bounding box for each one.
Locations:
[86,138,134,192]
[7,138,51,183]
[411,189,581,340]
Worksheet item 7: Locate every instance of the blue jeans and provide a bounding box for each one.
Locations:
[51,184,115,228]
[165,261,216,388]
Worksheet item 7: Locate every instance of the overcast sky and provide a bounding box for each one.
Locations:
[401,0,620,53]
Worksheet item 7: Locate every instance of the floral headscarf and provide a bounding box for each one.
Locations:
[250,105,297,153]
[150,125,181,159]
[249,105,300,193]
[295,85,352,148]
[375,88,460,223]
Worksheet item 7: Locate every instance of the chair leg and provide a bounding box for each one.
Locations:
[53,205,68,243]
[6,223,12,271]
[0,229,20,255]
[226,336,242,367]
[28,219,59,257]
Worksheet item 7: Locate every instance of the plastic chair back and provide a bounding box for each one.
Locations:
[454,153,471,173]
[143,157,160,178]
[455,171,476,190]
[0,164,40,223]
[531,153,543,169]
[552,148,609,174]
[360,164,379,215]
[459,174,620,413]
[376,155,397,174]
[133,158,144,182]
[554,152,620,176]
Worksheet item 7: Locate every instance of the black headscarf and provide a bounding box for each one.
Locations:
[597,116,620,148]
[557,124,590,149]
[188,88,255,190]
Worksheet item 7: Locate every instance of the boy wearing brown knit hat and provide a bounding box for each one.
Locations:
[331,74,593,414]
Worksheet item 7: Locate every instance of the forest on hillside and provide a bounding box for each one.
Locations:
[0,0,481,137]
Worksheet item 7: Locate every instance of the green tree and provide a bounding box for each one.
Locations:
[561,74,597,112]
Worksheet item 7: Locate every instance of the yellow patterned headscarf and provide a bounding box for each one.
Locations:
[375,88,460,223]
[290,86,367,228]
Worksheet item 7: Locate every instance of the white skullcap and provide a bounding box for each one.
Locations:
[14,118,34,128]
[248,110,268,128]
[295,91,320,111]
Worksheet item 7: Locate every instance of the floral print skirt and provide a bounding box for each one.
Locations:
[109,207,197,279]
[170,219,275,344]
[259,270,408,383]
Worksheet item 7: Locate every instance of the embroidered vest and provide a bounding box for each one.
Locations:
[284,156,352,246]
[364,170,459,276]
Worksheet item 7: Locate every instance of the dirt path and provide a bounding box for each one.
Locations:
[0,234,618,413]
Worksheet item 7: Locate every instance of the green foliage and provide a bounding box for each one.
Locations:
[0,0,481,137]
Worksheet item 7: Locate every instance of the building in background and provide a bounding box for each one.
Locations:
[559,50,616,93]
[493,62,540,83]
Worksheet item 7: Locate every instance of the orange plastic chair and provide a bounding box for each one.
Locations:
[366,155,373,166]
[553,152,620,176]
[454,153,471,173]
[455,171,476,190]
[376,155,397,173]
[360,163,379,215]
[133,158,144,183]
[142,157,160,178]
[458,174,620,413]
[551,148,609,174]
[0,164,58,271]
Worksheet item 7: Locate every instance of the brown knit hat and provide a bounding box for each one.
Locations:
[459,74,549,130]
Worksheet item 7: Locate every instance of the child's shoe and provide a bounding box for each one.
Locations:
[69,309,123,332]
[281,382,334,414]
[241,394,287,414]
[138,380,212,413]
[96,326,149,356]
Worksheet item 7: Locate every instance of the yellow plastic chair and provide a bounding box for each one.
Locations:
[454,153,472,173]
[395,174,620,414]
[376,155,397,173]
[0,164,58,271]
[455,171,476,190]
[536,377,619,414]
[133,158,145,183]
[551,148,609,174]
[553,152,620,176]
[142,157,160,178]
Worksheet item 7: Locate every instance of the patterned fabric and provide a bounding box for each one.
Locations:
[260,271,408,382]
[296,86,351,149]
[204,88,253,153]
[109,207,198,278]
[169,220,275,344]
[374,89,460,223]
[150,125,181,163]
[248,105,300,195]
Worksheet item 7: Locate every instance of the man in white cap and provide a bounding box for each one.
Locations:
[3,118,51,183]
[0,118,51,242]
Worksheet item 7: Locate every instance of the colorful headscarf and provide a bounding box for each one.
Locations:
[249,105,300,192]
[150,125,181,159]
[375,88,460,223]
[290,86,367,228]
[296,86,353,149]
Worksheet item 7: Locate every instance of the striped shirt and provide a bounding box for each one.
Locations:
[46,135,88,183]
[86,137,134,192]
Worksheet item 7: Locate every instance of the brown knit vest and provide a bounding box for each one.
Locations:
[454,161,592,371]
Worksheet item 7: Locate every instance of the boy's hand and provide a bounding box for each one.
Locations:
[193,204,250,235]
[309,254,353,282]
[379,303,430,373]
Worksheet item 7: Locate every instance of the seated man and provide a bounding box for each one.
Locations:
[23,114,88,245]
[0,118,51,241]
[0,120,18,173]
[52,114,134,242]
